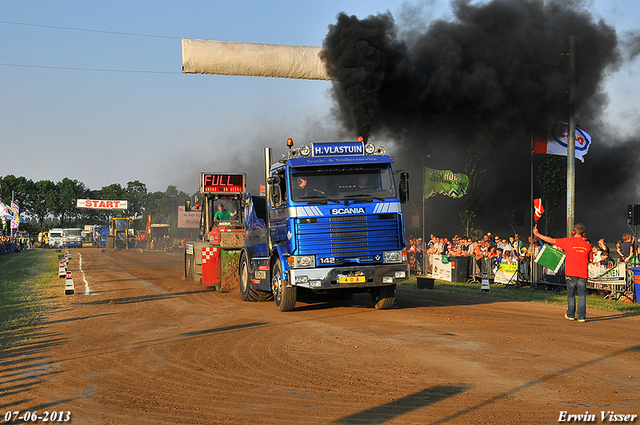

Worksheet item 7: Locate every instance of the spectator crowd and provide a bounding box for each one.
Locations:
[0,235,32,255]
[406,231,639,277]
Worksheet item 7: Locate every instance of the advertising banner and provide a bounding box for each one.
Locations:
[494,262,518,284]
[76,199,128,210]
[431,254,452,281]
[177,205,201,229]
[587,263,626,292]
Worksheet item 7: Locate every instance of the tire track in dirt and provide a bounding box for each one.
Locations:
[4,248,640,424]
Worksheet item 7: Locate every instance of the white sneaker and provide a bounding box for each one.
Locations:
[564,314,575,321]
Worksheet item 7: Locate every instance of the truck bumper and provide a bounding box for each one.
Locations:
[288,264,409,290]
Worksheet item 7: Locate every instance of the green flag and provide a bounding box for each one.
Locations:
[424,167,469,199]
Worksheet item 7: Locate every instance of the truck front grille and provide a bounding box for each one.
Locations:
[295,214,401,260]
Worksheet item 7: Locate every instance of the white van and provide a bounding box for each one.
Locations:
[48,228,64,249]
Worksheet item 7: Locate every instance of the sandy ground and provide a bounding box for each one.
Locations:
[2,248,639,424]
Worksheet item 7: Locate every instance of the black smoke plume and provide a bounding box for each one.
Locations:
[321,0,639,241]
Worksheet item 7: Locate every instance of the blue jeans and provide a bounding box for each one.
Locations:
[566,276,587,320]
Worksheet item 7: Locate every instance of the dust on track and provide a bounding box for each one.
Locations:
[2,248,639,424]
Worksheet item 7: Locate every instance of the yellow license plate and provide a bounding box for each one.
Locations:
[339,276,366,284]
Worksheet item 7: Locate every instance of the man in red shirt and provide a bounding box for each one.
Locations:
[533,223,592,322]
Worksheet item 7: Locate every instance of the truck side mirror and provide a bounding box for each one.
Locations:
[399,171,409,204]
[270,186,282,207]
[267,176,282,207]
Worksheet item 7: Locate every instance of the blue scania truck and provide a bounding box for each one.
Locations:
[239,138,410,311]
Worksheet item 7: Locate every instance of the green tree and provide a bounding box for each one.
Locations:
[125,180,148,221]
[54,178,88,227]
[32,180,56,228]
[0,175,35,216]
[459,142,487,238]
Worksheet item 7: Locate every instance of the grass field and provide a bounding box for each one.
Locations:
[0,249,59,350]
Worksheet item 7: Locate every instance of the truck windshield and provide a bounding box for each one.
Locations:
[290,165,397,202]
[64,229,82,237]
[114,219,129,231]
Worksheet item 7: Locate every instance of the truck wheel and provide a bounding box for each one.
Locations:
[272,260,296,312]
[371,284,396,310]
[239,254,273,302]
[239,254,254,301]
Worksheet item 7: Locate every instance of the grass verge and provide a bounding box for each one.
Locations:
[401,275,640,315]
[0,249,59,350]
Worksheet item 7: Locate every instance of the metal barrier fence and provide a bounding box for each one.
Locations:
[416,252,568,288]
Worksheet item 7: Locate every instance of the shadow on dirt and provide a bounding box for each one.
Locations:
[334,385,468,424]
[78,290,211,306]
[177,322,268,338]
[289,286,513,312]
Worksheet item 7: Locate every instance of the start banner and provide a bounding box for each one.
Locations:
[76,199,128,210]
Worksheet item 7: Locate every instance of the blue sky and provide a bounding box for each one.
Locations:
[1,0,638,194]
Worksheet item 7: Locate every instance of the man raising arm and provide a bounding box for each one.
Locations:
[533,223,592,322]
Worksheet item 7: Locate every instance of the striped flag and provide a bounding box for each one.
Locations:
[532,120,591,163]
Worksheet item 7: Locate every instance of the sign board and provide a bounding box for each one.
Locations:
[587,263,627,291]
[177,205,201,229]
[199,173,246,194]
[311,141,364,157]
[431,254,452,281]
[494,262,518,284]
[77,199,128,210]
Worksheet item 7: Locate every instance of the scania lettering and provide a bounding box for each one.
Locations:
[331,207,366,215]
[240,138,410,312]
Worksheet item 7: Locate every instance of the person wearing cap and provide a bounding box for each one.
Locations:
[533,223,592,322]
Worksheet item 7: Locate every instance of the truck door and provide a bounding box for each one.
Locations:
[269,168,288,244]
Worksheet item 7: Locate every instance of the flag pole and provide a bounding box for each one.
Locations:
[422,165,426,276]
[530,127,534,239]
[567,35,576,237]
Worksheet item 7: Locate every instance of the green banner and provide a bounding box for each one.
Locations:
[423,167,469,199]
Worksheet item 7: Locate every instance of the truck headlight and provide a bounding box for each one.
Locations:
[299,145,311,157]
[289,255,316,268]
[383,250,403,264]
[364,143,376,155]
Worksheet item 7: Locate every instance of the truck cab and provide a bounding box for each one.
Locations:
[241,138,410,311]
[48,228,64,249]
[63,228,83,248]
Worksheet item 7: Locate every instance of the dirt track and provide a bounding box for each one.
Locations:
[2,248,640,424]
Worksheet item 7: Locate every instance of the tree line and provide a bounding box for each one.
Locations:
[0,175,191,235]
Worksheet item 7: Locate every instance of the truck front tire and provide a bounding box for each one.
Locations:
[371,284,396,310]
[272,261,296,312]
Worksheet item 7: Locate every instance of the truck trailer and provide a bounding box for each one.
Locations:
[240,138,410,311]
